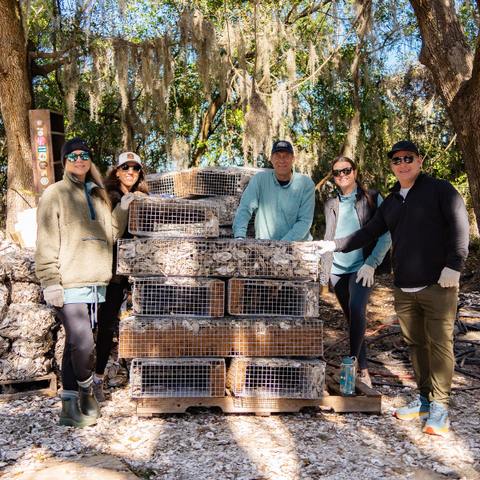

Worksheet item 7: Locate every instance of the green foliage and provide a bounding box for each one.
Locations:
[0,0,470,220]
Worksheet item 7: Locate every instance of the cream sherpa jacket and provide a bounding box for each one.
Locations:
[34,171,128,289]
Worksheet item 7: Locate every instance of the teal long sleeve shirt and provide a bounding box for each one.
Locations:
[233,170,315,241]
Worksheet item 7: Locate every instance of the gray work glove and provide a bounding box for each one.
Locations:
[43,285,65,308]
[317,240,336,255]
[120,192,135,211]
[438,267,460,288]
[356,264,375,287]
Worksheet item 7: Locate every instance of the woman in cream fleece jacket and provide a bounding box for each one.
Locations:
[35,137,133,428]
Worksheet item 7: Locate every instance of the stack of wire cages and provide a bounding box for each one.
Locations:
[119,166,325,408]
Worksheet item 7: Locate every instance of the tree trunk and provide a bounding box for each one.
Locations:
[0,0,36,235]
[190,91,229,168]
[341,0,372,159]
[409,0,480,231]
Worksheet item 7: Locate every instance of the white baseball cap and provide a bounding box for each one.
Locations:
[116,152,142,167]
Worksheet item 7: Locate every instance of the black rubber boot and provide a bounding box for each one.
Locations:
[59,398,97,428]
[79,387,101,418]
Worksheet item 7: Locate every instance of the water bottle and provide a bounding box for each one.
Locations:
[340,357,356,394]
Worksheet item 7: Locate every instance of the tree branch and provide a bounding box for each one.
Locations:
[32,57,67,77]
[285,5,365,94]
[291,0,331,23]
[28,41,75,59]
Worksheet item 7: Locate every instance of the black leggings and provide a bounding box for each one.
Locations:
[330,272,374,371]
[55,303,95,392]
[95,277,129,376]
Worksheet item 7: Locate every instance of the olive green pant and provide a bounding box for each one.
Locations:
[394,284,458,406]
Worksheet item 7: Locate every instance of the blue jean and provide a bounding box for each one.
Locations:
[331,272,374,370]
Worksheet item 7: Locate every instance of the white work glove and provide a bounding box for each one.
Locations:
[356,264,375,287]
[43,285,65,308]
[438,267,460,288]
[317,240,336,255]
[120,192,135,211]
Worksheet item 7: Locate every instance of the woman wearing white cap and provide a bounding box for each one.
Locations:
[94,152,149,402]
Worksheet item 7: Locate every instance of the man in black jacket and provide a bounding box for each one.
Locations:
[318,140,469,436]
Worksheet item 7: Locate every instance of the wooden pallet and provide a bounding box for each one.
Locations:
[135,372,381,416]
[0,372,57,399]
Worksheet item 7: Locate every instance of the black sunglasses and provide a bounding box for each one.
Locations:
[66,152,90,162]
[391,155,417,165]
[120,164,141,172]
[332,167,353,177]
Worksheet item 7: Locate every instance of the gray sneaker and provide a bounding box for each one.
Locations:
[423,401,449,436]
[395,394,430,421]
[93,380,106,403]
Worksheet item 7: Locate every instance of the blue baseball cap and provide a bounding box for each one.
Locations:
[271,140,294,155]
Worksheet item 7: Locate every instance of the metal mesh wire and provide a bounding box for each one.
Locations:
[129,196,220,238]
[228,279,319,317]
[186,167,255,197]
[130,358,225,398]
[146,167,261,198]
[117,238,319,279]
[145,171,190,198]
[218,227,235,239]
[132,277,225,317]
[118,317,323,358]
[227,357,325,399]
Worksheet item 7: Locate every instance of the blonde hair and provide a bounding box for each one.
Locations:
[86,163,112,210]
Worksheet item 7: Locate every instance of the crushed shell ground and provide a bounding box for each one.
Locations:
[0,273,479,480]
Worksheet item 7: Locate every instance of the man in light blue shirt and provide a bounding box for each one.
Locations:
[233,140,315,241]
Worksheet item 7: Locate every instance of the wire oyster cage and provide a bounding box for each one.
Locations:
[129,196,220,238]
[130,357,226,398]
[118,316,324,358]
[117,238,319,280]
[228,278,319,317]
[226,357,326,399]
[131,277,225,317]
[145,166,263,198]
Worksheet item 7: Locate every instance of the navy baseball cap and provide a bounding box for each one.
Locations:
[271,140,294,155]
[387,140,419,158]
